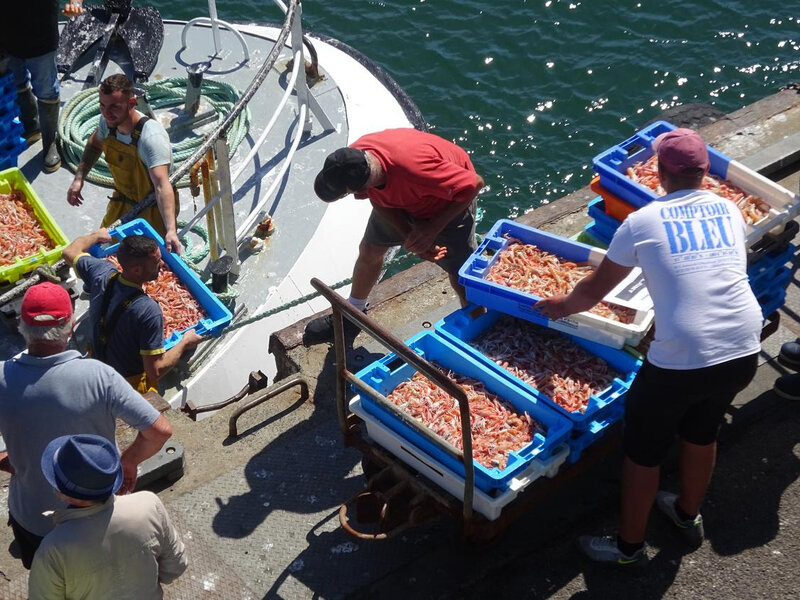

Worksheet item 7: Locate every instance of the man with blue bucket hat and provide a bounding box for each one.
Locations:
[28,434,187,599]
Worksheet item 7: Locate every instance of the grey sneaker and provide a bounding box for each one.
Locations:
[577,535,648,566]
[655,491,704,548]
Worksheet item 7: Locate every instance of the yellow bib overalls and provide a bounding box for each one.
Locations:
[100,116,177,237]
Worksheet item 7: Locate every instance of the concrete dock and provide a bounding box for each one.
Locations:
[2,89,800,598]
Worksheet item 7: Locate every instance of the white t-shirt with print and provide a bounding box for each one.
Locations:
[606,188,762,369]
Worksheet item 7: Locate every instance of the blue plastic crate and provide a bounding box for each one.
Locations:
[90,218,233,350]
[0,72,14,96]
[592,121,798,246]
[458,219,654,348]
[584,221,613,246]
[0,90,19,120]
[435,306,641,432]
[755,266,791,318]
[592,121,732,209]
[0,117,22,140]
[0,155,18,171]
[587,197,622,241]
[0,135,26,168]
[567,407,623,463]
[353,330,573,494]
[758,287,787,319]
[748,243,795,293]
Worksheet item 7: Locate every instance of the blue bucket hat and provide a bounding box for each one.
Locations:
[41,434,123,501]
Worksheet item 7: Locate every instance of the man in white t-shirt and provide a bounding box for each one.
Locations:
[66,74,182,254]
[537,128,762,566]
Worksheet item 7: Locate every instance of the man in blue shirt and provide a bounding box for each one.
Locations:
[63,229,201,393]
[0,282,172,569]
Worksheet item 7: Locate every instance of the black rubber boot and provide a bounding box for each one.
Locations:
[16,87,41,145]
[38,98,61,173]
[303,310,365,345]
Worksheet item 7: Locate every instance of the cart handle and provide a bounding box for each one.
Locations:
[309,277,475,524]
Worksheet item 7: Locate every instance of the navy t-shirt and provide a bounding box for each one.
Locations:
[75,254,165,377]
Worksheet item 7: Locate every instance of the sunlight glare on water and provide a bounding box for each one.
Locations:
[149,0,800,255]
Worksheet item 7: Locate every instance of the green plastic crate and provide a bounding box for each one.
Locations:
[0,167,69,283]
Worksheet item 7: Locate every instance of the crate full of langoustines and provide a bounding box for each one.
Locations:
[435,306,642,463]
[90,218,232,350]
[592,120,800,246]
[352,330,573,495]
[0,167,69,284]
[458,219,654,349]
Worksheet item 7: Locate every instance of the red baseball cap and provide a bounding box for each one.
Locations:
[653,128,710,176]
[20,282,73,326]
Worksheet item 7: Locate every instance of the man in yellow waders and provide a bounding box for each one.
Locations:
[66,73,182,254]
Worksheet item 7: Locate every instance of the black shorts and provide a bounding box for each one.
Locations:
[363,200,477,275]
[623,353,758,467]
[8,513,44,569]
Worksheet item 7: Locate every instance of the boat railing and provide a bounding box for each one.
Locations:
[174,0,333,265]
[180,0,251,62]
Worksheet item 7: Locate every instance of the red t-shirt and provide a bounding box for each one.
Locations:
[352,129,478,219]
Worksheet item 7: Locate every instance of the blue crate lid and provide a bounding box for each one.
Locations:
[353,330,573,493]
[90,218,232,350]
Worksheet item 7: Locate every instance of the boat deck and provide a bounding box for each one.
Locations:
[2,89,800,599]
[1,18,417,408]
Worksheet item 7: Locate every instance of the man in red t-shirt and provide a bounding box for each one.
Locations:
[306,128,484,343]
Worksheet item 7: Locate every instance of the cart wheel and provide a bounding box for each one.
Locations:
[361,456,382,480]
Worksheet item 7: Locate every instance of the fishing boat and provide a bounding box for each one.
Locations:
[0,0,424,411]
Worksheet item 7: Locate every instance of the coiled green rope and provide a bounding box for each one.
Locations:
[58,78,250,188]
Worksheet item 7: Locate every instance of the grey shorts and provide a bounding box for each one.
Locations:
[363,200,477,275]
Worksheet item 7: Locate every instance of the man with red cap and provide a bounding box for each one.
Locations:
[306,128,484,343]
[0,282,172,569]
[537,128,762,565]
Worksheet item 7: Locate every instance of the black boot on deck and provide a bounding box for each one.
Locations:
[16,87,41,145]
[38,98,61,173]
[304,310,365,346]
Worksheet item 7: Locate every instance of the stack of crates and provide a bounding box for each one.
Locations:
[589,120,800,318]
[0,72,25,170]
[434,307,641,465]
[747,222,798,318]
[351,219,650,520]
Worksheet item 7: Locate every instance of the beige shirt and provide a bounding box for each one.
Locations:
[28,492,187,600]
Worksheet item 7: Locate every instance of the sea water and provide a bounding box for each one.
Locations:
[150,0,800,267]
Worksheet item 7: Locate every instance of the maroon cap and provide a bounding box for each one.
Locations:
[653,128,710,176]
[20,282,73,327]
